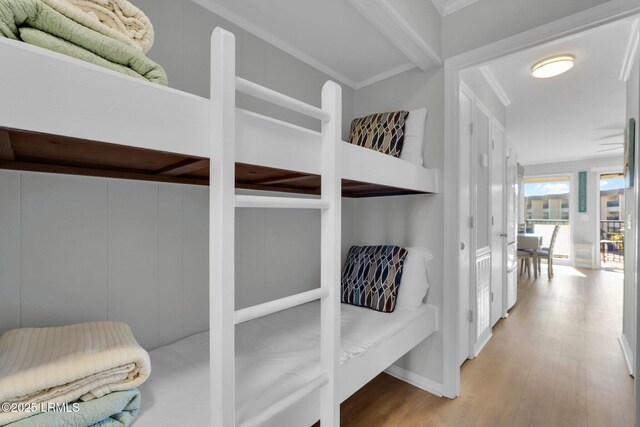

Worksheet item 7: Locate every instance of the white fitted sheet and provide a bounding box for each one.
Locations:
[136,302,428,426]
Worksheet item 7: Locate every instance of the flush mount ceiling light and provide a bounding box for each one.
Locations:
[531,55,575,78]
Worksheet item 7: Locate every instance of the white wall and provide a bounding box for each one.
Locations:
[442,0,611,58]
[0,171,356,350]
[135,0,355,139]
[523,156,623,262]
[353,67,445,384]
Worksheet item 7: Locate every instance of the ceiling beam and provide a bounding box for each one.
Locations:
[478,65,512,107]
[349,0,442,72]
[620,18,639,82]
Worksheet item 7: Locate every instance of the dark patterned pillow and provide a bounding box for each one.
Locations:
[341,245,409,313]
[348,111,409,157]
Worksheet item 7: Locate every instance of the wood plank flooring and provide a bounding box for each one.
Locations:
[318,266,633,426]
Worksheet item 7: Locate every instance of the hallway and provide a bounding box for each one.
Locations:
[334,266,634,426]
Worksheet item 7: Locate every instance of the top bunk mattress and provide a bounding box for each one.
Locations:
[136,301,433,426]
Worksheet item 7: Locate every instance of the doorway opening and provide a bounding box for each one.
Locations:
[523,176,572,263]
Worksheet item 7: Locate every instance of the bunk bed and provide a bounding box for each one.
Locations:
[0,28,439,427]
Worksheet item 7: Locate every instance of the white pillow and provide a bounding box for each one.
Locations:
[396,247,433,311]
[400,108,427,166]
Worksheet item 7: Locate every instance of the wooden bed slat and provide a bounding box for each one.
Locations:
[158,159,210,176]
[0,130,14,161]
[0,127,432,197]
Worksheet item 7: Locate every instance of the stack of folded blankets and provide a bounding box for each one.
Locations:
[0,321,151,427]
[0,0,167,84]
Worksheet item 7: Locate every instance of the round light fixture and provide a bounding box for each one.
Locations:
[531,55,575,78]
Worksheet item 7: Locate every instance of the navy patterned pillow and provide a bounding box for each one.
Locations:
[348,111,409,158]
[341,245,409,313]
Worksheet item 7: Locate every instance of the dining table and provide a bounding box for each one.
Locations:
[517,233,543,278]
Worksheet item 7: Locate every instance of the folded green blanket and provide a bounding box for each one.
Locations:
[0,0,167,84]
[7,389,141,427]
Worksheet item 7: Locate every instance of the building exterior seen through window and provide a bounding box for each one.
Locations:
[524,176,571,259]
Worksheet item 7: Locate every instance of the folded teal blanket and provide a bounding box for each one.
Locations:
[0,0,167,84]
[7,389,141,427]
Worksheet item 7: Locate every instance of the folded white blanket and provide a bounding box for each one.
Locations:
[0,321,151,426]
[42,0,154,53]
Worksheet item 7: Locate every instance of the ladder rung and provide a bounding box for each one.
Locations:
[238,373,329,427]
[236,77,331,122]
[234,288,329,325]
[235,195,329,209]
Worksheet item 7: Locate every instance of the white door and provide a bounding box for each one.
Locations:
[473,103,492,355]
[490,122,506,326]
[458,86,473,366]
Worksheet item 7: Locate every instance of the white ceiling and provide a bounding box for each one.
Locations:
[192,0,413,88]
[190,0,466,89]
[482,18,637,165]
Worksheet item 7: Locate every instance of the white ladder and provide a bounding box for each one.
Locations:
[210,28,342,427]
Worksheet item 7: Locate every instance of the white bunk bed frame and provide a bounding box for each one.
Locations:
[0,27,438,427]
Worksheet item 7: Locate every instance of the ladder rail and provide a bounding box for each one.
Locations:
[210,28,236,427]
[320,81,342,426]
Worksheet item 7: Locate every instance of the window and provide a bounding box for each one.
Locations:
[524,176,571,259]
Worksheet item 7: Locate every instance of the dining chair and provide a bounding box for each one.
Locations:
[517,250,532,278]
[536,225,560,279]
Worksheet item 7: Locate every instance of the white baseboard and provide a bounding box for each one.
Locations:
[619,334,635,377]
[384,364,444,397]
[473,333,492,358]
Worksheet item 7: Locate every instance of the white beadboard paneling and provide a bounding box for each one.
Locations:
[108,180,159,349]
[181,186,209,336]
[21,173,108,327]
[0,171,21,335]
[158,184,184,346]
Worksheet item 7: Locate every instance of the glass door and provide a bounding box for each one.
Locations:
[599,173,625,270]
[523,176,572,261]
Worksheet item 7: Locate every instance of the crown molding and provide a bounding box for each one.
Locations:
[353,62,417,89]
[349,0,442,72]
[478,65,512,107]
[620,18,639,82]
[190,0,358,89]
[431,0,479,16]
[444,0,480,16]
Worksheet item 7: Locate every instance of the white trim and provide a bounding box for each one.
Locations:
[620,18,640,82]
[190,0,357,89]
[473,332,492,357]
[443,0,640,400]
[430,0,479,16]
[384,365,444,397]
[619,334,635,376]
[348,0,442,72]
[444,0,480,16]
[478,66,512,107]
[353,62,417,89]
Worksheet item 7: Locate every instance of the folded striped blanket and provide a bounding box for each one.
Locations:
[0,322,151,426]
[0,0,167,84]
[7,389,141,427]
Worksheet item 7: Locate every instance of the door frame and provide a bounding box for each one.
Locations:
[442,0,640,398]
[593,167,624,269]
[490,118,507,326]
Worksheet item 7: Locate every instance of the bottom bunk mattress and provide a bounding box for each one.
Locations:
[136,302,433,426]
